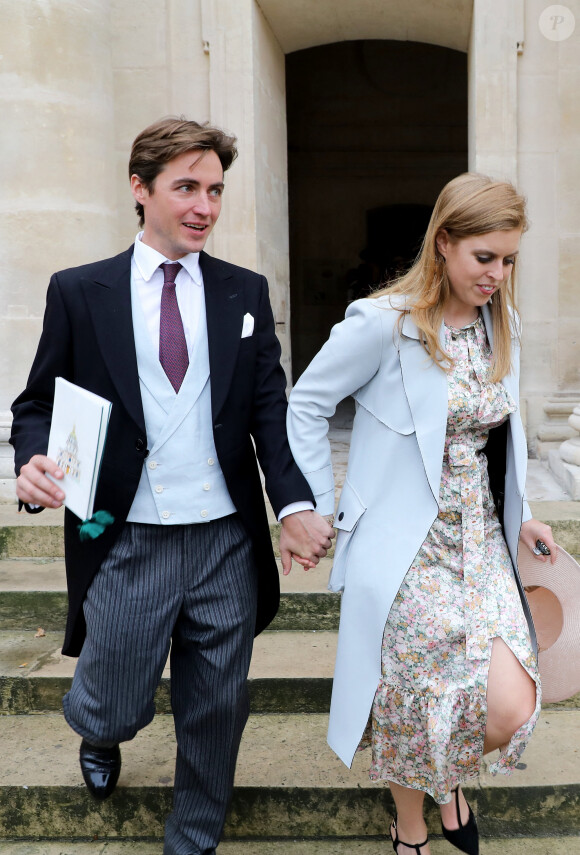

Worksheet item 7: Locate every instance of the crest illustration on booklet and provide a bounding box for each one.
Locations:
[47,378,112,525]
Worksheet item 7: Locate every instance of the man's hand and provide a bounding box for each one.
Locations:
[279,510,335,576]
[16,455,65,509]
[520,518,557,565]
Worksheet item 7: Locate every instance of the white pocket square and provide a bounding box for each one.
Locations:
[241,313,254,338]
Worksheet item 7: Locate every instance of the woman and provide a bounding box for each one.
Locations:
[287,173,556,855]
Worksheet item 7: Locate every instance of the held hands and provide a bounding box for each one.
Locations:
[279,510,336,575]
[16,455,65,509]
[520,518,557,565]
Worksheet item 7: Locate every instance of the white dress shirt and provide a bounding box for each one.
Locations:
[132,233,203,356]
[131,234,312,522]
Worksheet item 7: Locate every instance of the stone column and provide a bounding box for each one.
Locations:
[0,414,15,501]
[517,0,580,463]
[110,0,211,252]
[468,0,522,181]
[0,0,116,500]
[201,0,291,376]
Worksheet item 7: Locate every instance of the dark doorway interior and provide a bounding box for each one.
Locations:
[286,40,468,379]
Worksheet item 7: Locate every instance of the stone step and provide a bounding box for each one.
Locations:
[0,507,65,559]
[0,629,336,715]
[529,500,580,557]
[0,508,317,561]
[0,557,332,594]
[2,624,578,715]
[1,710,579,839]
[0,589,340,633]
[1,502,579,558]
[0,839,578,854]
[0,558,340,633]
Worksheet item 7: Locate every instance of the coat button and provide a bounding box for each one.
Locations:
[136,438,146,452]
[338,512,344,521]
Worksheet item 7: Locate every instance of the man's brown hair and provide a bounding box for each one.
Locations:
[129,117,238,226]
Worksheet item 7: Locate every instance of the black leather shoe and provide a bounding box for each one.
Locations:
[79,739,121,800]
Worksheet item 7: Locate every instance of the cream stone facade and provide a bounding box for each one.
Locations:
[1,0,579,499]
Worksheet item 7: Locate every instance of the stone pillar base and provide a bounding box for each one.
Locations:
[0,480,17,504]
[536,399,579,461]
[0,413,16,503]
[548,448,580,500]
[548,406,580,500]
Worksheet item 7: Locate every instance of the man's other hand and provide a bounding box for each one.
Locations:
[279,510,335,575]
[16,455,65,509]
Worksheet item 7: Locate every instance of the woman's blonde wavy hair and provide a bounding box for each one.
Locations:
[373,173,529,382]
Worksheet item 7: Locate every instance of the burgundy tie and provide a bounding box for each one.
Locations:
[159,262,189,392]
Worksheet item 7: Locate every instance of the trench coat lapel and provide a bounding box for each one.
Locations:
[200,252,244,419]
[399,304,520,505]
[398,313,448,503]
[81,247,145,433]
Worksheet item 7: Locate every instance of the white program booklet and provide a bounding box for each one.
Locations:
[47,378,112,521]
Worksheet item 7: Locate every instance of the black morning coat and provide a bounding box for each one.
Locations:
[10,247,314,656]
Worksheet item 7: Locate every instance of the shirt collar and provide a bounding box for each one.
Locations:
[133,233,202,286]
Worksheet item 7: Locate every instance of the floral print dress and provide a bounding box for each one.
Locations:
[366,315,541,804]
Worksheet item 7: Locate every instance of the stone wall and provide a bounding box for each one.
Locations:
[1,0,579,499]
[517,0,580,459]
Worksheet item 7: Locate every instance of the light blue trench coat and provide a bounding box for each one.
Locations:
[286,295,536,768]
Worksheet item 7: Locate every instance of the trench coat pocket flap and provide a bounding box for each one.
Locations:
[334,479,367,532]
[354,383,414,435]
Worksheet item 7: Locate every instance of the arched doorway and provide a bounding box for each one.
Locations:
[286,40,468,379]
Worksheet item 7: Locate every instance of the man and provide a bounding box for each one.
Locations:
[10,117,333,855]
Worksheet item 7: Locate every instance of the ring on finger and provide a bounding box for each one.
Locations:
[535,539,551,556]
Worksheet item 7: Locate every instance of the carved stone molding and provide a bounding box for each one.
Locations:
[548,405,580,500]
[536,398,578,460]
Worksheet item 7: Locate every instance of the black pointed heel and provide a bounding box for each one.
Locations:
[391,818,429,854]
[441,787,479,855]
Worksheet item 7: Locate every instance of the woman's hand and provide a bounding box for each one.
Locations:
[519,518,557,564]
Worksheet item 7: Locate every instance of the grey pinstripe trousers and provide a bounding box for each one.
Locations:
[63,514,258,855]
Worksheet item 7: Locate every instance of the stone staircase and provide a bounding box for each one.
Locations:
[1,502,580,853]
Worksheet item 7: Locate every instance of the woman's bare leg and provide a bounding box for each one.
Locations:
[388,781,431,854]
[439,785,472,831]
[440,638,536,830]
[484,636,537,754]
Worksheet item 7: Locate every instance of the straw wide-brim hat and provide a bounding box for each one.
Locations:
[518,545,580,703]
